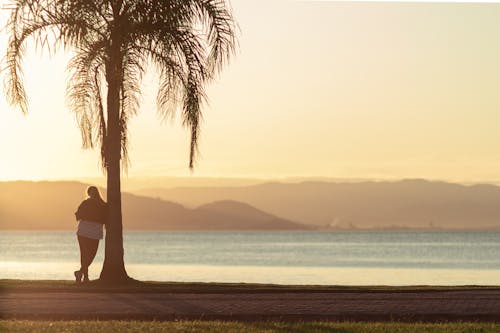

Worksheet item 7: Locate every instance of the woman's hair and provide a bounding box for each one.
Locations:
[87,186,105,204]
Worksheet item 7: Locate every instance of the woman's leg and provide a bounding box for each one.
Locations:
[77,236,84,270]
[75,236,84,283]
[78,236,99,281]
[77,235,88,278]
[83,239,99,281]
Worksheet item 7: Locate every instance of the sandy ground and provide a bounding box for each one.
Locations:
[1,289,500,321]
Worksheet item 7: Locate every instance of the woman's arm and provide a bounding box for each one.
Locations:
[75,201,86,221]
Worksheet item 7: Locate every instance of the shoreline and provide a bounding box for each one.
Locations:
[2,279,499,294]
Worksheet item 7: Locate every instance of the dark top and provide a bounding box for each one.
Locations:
[75,198,108,225]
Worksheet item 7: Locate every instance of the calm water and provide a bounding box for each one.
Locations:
[1,231,500,285]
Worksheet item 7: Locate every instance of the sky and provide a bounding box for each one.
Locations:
[2,1,500,183]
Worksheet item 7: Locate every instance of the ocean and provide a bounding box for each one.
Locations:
[1,230,499,285]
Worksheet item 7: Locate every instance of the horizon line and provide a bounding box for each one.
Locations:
[2,176,500,186]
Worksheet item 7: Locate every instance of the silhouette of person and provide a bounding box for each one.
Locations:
[74,186,107,283]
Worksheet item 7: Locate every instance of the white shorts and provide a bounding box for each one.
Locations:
[77,220,104,240]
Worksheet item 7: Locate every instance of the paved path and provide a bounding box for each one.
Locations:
[1,290,500,322]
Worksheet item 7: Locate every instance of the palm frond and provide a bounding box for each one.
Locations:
[3,0,237,171]
[193,0,237,74]
[67,42,107,164]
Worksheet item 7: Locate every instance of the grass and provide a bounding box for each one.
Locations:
[1,279,498,294]
[2,320,500,333]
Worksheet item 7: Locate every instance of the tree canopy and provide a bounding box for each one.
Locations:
[4,0,237,169]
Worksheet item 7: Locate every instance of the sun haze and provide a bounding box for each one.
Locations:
[2,1,500,183]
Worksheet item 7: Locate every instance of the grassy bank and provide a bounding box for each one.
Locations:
[1,279,498,293]
[2,320,500,333]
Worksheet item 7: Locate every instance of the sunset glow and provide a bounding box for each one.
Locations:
[3,2,500,324]
[2,1,500,183]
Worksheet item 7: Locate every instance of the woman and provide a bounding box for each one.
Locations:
[74,186,107,283]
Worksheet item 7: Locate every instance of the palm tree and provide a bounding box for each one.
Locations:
[3,0,236,282]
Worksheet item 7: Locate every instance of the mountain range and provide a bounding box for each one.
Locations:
[3,179,500,230]
[0,181,306,230]
[136,179,500,229]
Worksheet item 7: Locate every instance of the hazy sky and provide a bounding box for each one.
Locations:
[2,1,500,183]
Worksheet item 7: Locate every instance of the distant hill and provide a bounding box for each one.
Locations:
[136,179,500,229]
[198,200,307,230]
[0,181,307,230]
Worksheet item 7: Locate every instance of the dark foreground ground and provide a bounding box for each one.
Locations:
[3,321,500,333]
[1,280,500,322]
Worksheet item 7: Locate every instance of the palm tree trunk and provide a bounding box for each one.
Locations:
[99,52,129,283]
[100,155,128,282]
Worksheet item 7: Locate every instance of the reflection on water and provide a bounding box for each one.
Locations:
[1,231,500,285]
